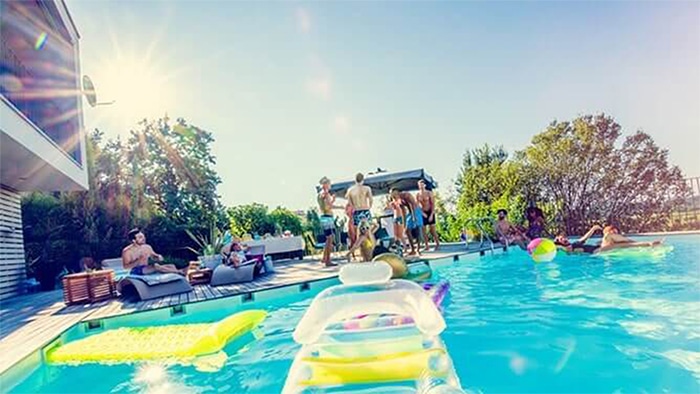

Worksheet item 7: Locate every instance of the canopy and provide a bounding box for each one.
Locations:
[316,169,437,196]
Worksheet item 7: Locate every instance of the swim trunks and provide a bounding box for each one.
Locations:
[320,215,335,237]
[423,208,435,225]
[394,216,403,225]
[406,207,424,229]
[571,242,599,254]
[352,209,372,226]
[130,265,146,275]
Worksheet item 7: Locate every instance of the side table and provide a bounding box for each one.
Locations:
[62,270,115,305]
[187,262,213,285]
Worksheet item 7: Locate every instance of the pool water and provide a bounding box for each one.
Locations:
[9,235,700,393]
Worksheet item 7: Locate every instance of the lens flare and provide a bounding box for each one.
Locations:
[34,32,47,50]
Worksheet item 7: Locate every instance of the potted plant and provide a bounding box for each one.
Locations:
[185,225,228,269]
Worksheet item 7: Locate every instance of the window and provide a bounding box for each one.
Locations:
[0,0,82,165]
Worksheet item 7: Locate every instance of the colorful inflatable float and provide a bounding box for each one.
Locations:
[46,310,266,371]
[282,261,464,393]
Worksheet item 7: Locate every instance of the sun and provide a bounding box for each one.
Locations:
[93,55,172,128]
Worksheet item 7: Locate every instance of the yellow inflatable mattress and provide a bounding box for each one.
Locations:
[46,310,266,366]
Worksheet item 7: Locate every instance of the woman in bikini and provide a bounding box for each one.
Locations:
[347,219,378,262]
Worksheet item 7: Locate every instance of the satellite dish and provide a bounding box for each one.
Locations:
[82,75,115,107]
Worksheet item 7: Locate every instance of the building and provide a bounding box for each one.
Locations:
[0,0,88,300]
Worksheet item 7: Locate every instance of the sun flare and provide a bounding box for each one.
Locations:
[93,55,172,127]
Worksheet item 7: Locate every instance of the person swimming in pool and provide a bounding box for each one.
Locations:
[554,225,603,254]
[346,219,378,262]
[121,228,184,275]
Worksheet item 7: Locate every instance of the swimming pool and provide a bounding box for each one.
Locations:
[7,235,700,393]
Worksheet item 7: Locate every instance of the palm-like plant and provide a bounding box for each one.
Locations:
[184,224,227,257]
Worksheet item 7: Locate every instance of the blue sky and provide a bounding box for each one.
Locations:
[68,0,700,211]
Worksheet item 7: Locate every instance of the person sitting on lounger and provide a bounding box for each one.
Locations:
[122,228,184,275]
[220,241,254,268]
[494,209,528,250]
[347,219,378,262]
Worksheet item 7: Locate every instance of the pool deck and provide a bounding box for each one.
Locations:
[0,242,498,375]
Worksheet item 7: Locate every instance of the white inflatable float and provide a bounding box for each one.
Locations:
[282,261,464,393]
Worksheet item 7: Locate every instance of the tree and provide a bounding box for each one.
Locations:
[128,117,223,227]
[227,203,275,236]
[269,207,303,235]
[22,116,227,275]
[453,144,527,235]
[518,114,688,233]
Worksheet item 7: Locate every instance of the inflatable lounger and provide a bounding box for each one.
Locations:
[46,310,266,371]
[283,262,465,394]
[596,244,673,259]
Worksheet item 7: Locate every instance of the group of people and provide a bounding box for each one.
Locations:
[122,228,264,276]
[493,208,663,255]
[316,173,441,266]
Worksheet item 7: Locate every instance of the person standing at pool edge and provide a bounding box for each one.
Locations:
[391,188,423,256]
[417,180,439,251]
[318,177,341,267]
[345,172,373,236]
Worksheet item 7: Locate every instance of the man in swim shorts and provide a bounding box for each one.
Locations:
[391,188,423,256]
[416,179,439,251]
[494,209,528,250]
[345,172,373,232]
[121,228,184,275]
[318,176,342,267]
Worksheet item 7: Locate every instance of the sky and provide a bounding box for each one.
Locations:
[67,0,700,211]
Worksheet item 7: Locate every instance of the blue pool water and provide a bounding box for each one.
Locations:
[8,235,700,393]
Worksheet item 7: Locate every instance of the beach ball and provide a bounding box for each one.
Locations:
[527,238,557,263]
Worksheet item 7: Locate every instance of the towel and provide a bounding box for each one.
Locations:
[127,273,183,286]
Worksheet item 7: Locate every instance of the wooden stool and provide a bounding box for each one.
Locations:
[187,267,213,285]
[63,270,115,305]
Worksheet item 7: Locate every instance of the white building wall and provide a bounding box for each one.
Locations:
[0,187,26,300]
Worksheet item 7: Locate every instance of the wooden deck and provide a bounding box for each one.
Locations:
[0,243,492,375]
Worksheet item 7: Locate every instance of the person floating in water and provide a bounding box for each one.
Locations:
[597,225,664,253]
[554,225,603,254]
[555,224,663,254]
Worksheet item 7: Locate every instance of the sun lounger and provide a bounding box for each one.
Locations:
[209,260,258,286]
[101,258,192,301]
